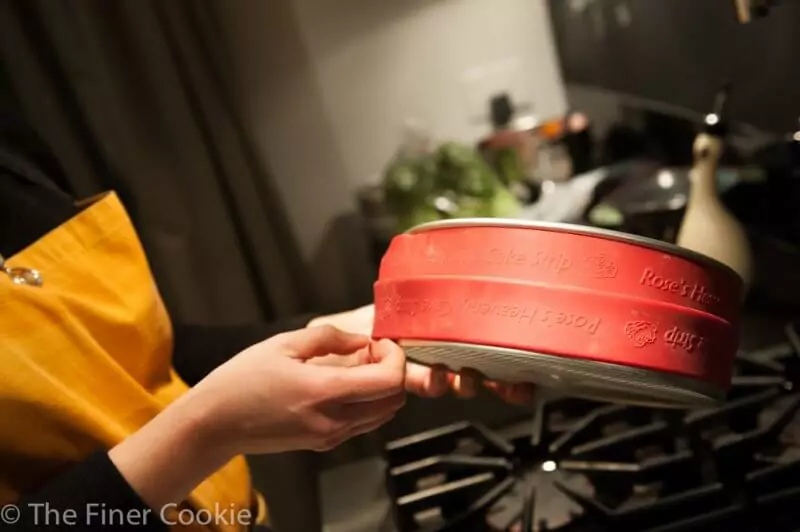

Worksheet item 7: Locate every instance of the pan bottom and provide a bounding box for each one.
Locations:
[400,340,725,409]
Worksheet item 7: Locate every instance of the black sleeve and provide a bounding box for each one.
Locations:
[171,314,319,386]
[9,452,165,531]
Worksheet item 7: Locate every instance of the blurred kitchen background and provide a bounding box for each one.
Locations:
[4,1,800,531]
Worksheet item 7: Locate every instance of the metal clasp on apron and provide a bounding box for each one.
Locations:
[0,254,43,287]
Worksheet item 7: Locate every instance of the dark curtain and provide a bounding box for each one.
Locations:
[0,0,315,325]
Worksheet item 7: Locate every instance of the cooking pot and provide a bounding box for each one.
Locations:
[372,218,743,408]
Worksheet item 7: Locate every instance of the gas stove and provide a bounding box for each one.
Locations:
[383,320,800,531]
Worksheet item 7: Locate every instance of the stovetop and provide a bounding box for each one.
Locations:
[383,320,800,532]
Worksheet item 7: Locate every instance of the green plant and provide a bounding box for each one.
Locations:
[383,141,521,232]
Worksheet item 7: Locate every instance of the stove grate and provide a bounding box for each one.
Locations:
[384,321,800,531]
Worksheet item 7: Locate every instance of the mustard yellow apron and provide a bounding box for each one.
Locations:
[0,192,265,531]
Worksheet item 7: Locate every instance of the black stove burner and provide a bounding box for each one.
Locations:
[383,322,800,532]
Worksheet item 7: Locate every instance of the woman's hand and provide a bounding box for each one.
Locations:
[194,326,405,455]
[110,325,405,510]
[309,305,536,405]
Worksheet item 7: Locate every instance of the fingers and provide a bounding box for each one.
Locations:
[347,410,396,439]
[278,325,370,360]
[406,363,448,398]
[485,382,536,405]
[322,339,406,402]
[312,408,397,452]
[338,391,405,423]
[368,339,406,367]
[441,370,535,403]
[306,347,370,368]
[292,328,534,406]
[310,393,403,452]
[450,370,480,399]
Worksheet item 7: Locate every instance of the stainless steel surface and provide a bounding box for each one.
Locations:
[401,340,725,409]
[407,217,741,282]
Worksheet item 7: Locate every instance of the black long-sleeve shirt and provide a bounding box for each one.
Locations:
[0,116,314,530]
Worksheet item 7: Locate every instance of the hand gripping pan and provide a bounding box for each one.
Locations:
[372,219,743,408]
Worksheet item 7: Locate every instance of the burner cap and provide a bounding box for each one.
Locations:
[402,340,725,409]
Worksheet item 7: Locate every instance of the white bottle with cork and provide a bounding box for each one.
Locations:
[676,86,754,294]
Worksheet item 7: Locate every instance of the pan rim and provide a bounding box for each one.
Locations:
[399,339,726,408]
[406,218,741,283]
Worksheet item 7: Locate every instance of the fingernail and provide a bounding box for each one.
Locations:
[377,338,397,348]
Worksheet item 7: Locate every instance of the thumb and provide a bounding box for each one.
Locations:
[318,339,407,402]
[275,325,370,360]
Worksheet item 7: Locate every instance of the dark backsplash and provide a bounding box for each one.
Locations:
[548,0,800,134]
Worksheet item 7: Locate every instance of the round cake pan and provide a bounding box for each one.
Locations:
[372,218,743,408]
